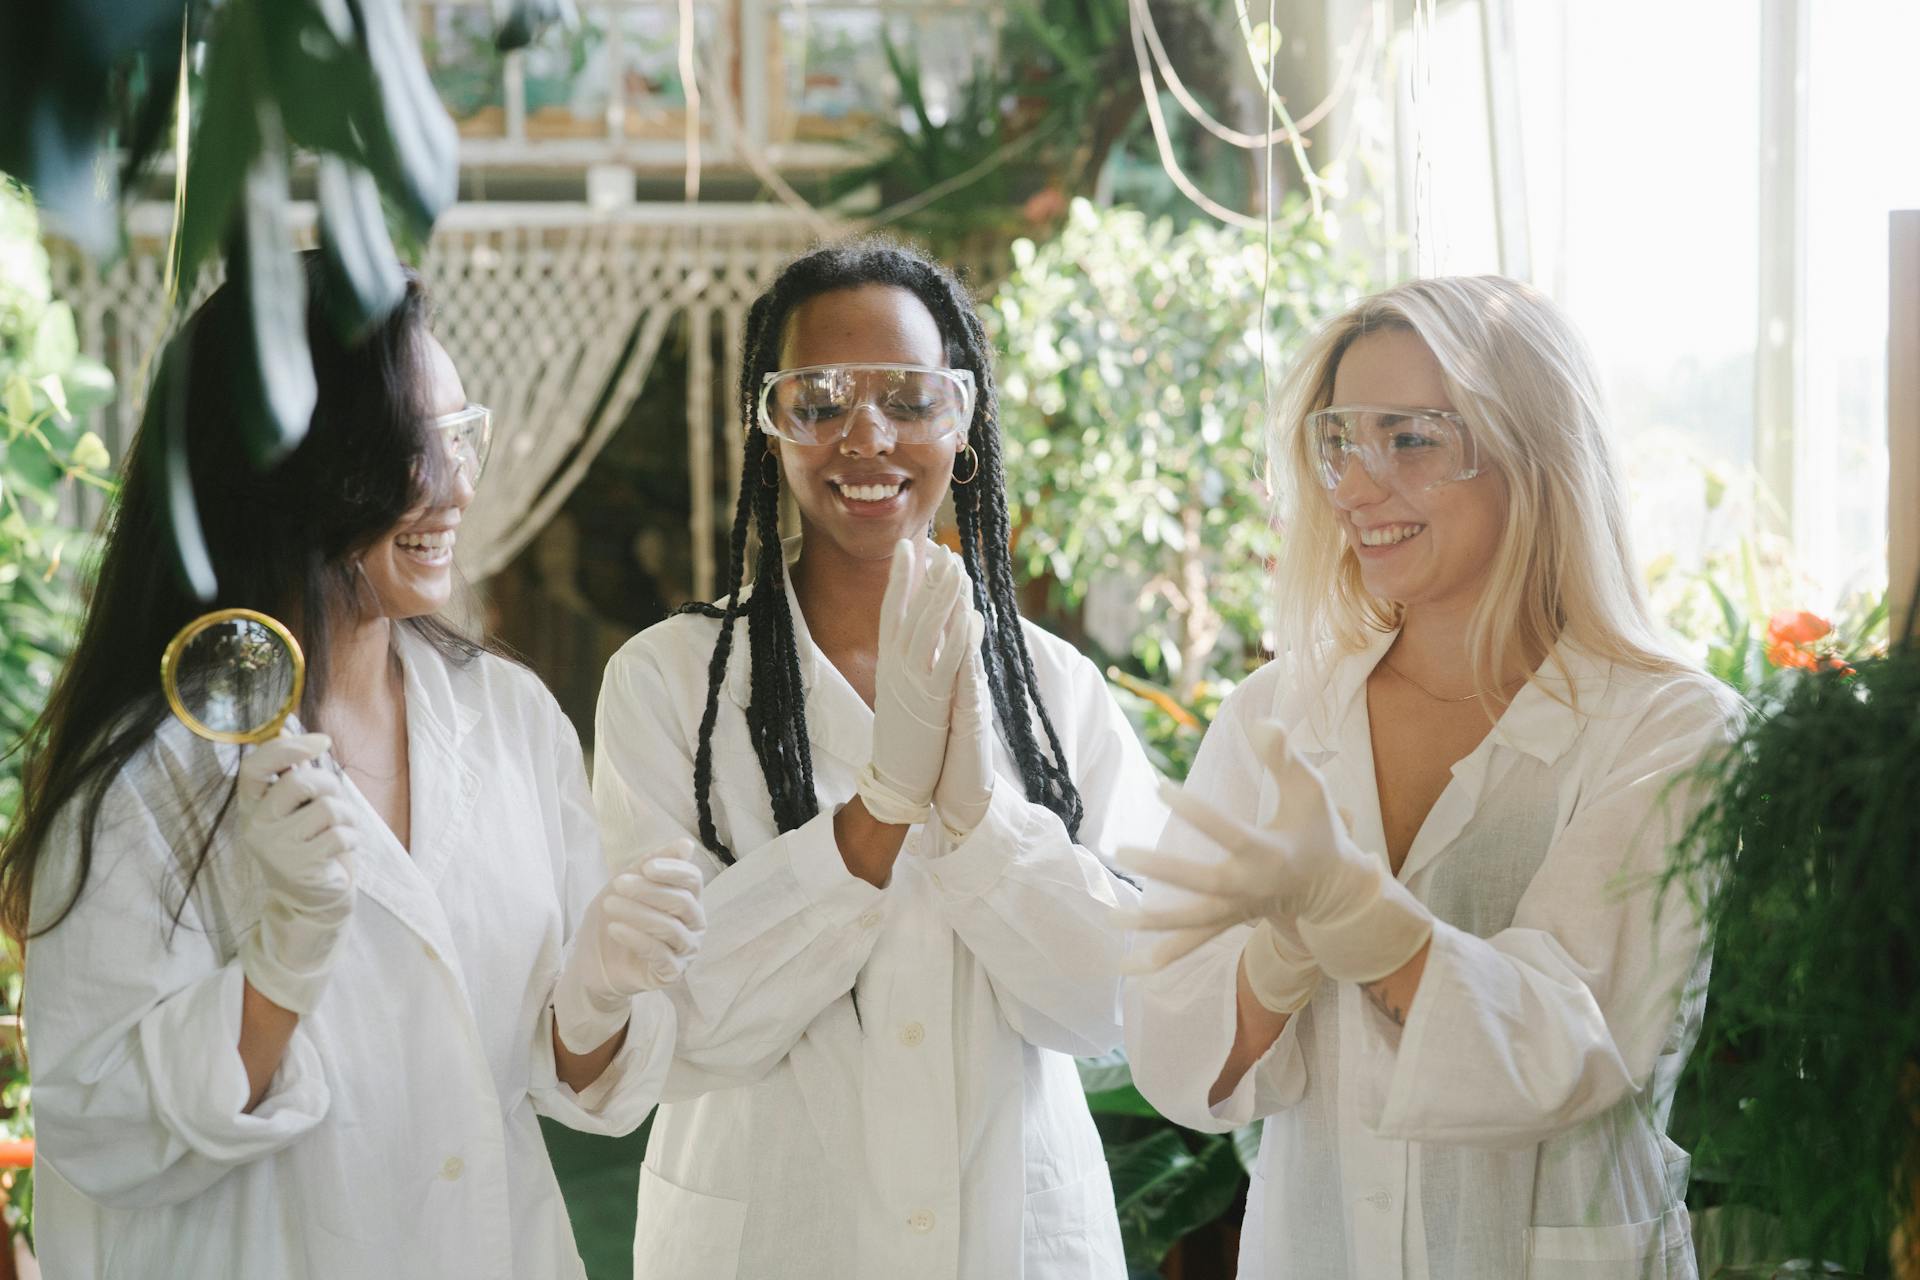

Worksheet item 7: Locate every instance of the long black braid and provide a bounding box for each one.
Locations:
[678,238,1084,864]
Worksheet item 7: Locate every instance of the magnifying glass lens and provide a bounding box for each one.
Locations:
[166,616,302,742]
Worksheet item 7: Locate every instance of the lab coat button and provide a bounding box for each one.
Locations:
[441,1156,465,1182]
[899,1021,925,1048]
[1365,1188,1391,1211]
[859,910,882,929]
[421,942,437,962]
[908,1209,935,1233]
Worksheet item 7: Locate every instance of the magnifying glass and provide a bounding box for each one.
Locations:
[160,608,306,744]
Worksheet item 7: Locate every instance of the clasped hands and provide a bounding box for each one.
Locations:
[1116,724,1433,1013]
[855,538,995,843]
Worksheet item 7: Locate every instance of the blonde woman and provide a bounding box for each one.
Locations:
[1122,276,1738,1279]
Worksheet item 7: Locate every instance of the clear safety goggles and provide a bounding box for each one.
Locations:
[430,402,493,487]
[1306,404,1481,493]
[759,363,975,446]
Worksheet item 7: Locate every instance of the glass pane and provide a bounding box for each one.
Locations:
[524,6,616,139]
[765,6,995,146]
[1802,0,1916,600]
[619,3,720,140]
[420,1,508,138]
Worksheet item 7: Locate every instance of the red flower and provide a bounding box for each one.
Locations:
[1766,610,1832,646]
[1765,639,1819,671]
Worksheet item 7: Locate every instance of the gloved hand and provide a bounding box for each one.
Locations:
[1118,782,1323,1013]
[235,732,359,1015]
[552,842,706,1054]
[932,603,994,842]
[1239,919,1321,1014]
[1118,722,1432,985]
[856,539,972,827]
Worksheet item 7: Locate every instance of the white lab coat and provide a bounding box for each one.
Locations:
[593,566,1164,1280]
[1126,630,1739,1280]
[25,627,673,1280]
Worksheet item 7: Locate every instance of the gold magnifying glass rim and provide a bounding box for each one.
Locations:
[160,607,307,745]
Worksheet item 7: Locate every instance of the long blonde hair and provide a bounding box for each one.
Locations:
[1269,275,1686,700]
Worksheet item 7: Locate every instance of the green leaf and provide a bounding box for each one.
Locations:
[1083,1083,1161,1117]
[348,0,460,240]
[232,122,318,468]
[69,431,109,473]
[148,332,219,603]
[1108,1130,1245,1270]
[37,374,70,423]
[3,376,30,427]
[178,1,266,296]
[57,358,115,415]
[266,0,372,158]
[316,155,407,340]
[26,302,78,376]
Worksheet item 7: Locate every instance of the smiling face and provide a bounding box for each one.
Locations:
[354,334,475,620]
[1324,326,1507,618]
[772,285,968,564]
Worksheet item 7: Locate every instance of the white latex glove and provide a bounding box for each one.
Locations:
[1117,722,1433,985]
[855,539,971,827]
[552,842,706,1054]
[932,603,994,842]
[234,732,358,1015]
[1118,783,1322,1012]
[1239,919,1321,1014]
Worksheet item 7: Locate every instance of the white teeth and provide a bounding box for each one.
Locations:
[836,482,903,503]
[1359,523,1424,547]
[396,530,456,553]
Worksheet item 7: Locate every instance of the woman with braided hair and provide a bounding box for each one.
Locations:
[593,239,1164,1279]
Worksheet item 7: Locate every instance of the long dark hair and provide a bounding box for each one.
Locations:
[682,238,1083,864]
[0,252,478,940]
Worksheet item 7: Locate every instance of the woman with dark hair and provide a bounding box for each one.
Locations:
[592,239,1164,1279]
[2,256,702,1279]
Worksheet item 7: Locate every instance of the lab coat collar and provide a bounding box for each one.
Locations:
[1292,628,1604,771]
[1298,628,1607,885]
[721,538,872,769]
[1486,642,1609,768]
[394,625,484,885]
[336,626,482,995]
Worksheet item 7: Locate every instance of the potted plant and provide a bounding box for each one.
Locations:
[1667,598,1917,1279]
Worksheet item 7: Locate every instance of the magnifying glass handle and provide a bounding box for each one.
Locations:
[279,715,349,780]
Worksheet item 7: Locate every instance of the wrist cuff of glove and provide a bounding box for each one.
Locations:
[1297,871,1434,985]
[1242,919,1320,1015]
[239,913,341,1016]
[856,764,933,827]
[936,791,992,845]
[552,972,634,1057]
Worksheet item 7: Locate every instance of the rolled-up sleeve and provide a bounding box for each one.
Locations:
[594,641,886,1099]
[923,650,1157,1057]
[530,698,678,1135]
[1125,673,1314,1129]
[1360,681,1735,1145]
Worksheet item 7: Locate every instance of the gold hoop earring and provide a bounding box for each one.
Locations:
[761,449,780,489]
[953,443,980,486]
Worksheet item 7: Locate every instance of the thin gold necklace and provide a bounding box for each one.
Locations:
[1383,659,1524,704]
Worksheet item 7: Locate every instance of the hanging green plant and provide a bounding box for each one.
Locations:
[1668,631,1920,1280]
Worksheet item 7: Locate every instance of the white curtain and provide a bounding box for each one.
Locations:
[54,202,830,591]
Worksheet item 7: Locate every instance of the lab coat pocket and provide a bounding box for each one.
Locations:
[1022,1162,1126,1279]
[633,1163,748,1280]
[1526,1203,1696,1279]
